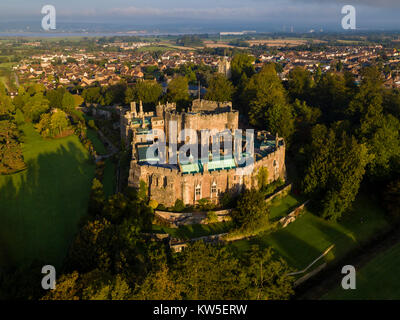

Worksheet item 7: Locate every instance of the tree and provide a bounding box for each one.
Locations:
[42,271,81,300]
[231,53,255,86]
[314,72,351,122]
[0,83,15,117]
[166,76,189,108]
[125,80,162,105]
[66,218,113,273]
[204,74,234,102]
[384,179,400,219]
[134,264,182,300]
[288,67,314,102]
[104,83,127,106]
[231,189,269,231]
[349,66,400,179]
[88,178,106,216]
[0,120,25,174]
[50,110,70,136]
[173,242,246,299]
[244,246,294,300]
[243,64,294,142]
[61,92,75,113]
[303,125,371,220]
[46,88,66,109]
[23,93,50,122]
[82,87,103,104]
[36,113,52,137]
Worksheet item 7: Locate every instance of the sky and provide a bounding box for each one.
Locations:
[0,0,399,33]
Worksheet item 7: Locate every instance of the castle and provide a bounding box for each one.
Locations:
[121,99,286,207]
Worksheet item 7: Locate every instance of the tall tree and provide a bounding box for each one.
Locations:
[204,73,234,102]
[0,120,25,174]
[244,246,294,300]
[303,125,371,220]
[231,189,269,231]
[231,53,255,86]
[125,80,163,106]
[166,76,189,109]
[288,67,314,103]
[243,64,294,142]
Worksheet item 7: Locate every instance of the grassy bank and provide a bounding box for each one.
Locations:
[322,241,400,300]
[229,194,389,271]
[0,124,95,268]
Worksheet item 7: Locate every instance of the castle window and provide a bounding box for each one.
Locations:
[211,182,217,198]
[195,184,201,200]
[163,176,168,188]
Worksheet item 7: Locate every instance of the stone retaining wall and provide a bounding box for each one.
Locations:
[265,184,292,203]
[279,200,309,228]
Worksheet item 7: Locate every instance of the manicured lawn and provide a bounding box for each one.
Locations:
[229,194,390,271]
[86,128,107,155]
[152,221,234,240]
[269,194,305,221]
[322,242,400,300]
[0,124,95,268]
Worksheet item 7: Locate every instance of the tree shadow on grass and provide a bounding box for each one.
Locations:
[0,141,95,270]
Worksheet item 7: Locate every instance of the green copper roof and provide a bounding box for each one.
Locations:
[181,161,202,174]
[138,146,160,163]
[206,157,236,172]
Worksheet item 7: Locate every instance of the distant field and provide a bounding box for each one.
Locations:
[323,242,400,300]
[229,194,389,271]
[136,45,176,53]
[0,124,94,268]
[204,38,325,48]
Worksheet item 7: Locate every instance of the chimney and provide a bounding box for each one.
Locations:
[139,100,144,117]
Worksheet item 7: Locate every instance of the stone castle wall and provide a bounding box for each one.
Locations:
[128,143,286,207]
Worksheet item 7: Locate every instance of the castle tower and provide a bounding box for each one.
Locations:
[156,101,164,117]
[141,112,146,129]
[130,101,137,118]
[139,100,144,117]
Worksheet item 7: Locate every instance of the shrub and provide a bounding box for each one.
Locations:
[205,211,218,224]
[230,189,269,231]
[173,199,185,212]
[149,200,159,210]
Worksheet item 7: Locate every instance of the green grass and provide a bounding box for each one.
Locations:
[152,221,234,240]
[323,242,400,300]
[269,194,304,221]
[86,128,107,155]
[0,124,95,268]
[229,194,389,271]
